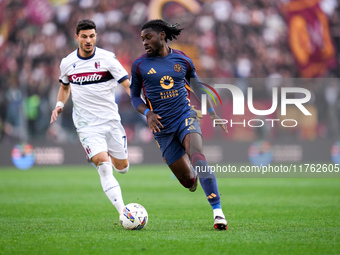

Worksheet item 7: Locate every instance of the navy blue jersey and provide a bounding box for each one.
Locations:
[130,48,198,132]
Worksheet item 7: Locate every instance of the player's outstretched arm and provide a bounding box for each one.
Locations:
[187,74,228,133]
[206,99,228,134]
[210,111,228,133]
[50,84,70,124]
[120,79,131,96]
[190,80,228,134]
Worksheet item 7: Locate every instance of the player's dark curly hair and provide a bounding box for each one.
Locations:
[141,19,183,42]
[76,19,96,35]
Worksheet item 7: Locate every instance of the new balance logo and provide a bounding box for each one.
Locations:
[147,68,157,74]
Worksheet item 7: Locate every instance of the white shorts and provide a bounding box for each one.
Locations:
[77,120,128,161]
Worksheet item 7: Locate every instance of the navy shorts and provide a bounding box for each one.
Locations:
[154,110,202,166]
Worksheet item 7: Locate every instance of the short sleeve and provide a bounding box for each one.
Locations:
[59,58,70,85]
[108,53,129,83]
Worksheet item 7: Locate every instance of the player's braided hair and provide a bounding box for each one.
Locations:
[141,19,183,42]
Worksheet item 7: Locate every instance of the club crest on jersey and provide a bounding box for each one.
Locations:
[85,145,91,155]
[95,61,100,69]
[174,64,182,72]
[73,63,76,68]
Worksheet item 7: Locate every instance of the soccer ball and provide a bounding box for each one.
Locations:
[119,203,148,230]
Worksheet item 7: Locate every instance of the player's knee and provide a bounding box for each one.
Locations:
[179,176,195,188]
[114,163,129,174]
[178,172,195,188]
[97,162,113,177]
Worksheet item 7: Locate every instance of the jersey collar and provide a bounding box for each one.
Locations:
[77,47,96,60]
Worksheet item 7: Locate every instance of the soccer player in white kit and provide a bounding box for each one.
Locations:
[50,19,130,216]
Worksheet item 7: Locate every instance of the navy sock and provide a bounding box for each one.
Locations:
[191,152,221,207]
[212,203,222,210]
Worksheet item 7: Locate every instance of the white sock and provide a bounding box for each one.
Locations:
[213,208,225,219]
[97,162,125,214]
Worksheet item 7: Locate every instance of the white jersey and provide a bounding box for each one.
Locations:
[59,47,129,129]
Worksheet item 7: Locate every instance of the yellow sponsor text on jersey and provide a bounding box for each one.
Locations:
[160,89,178,99]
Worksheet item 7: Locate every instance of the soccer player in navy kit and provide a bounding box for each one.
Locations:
[130,19,228,230]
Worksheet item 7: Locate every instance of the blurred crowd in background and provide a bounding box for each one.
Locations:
[1,0,340,144]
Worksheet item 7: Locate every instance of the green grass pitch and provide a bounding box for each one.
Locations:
[0,164,339,255]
